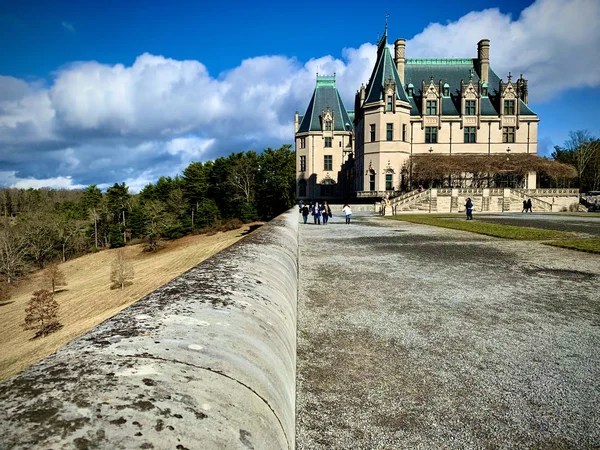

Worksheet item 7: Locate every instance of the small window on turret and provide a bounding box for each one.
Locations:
[325,120,332,131]
[443,83,450,97]
[407,83,414,96]
[482,83,488,96]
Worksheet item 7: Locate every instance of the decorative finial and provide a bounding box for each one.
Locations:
[385,11,389,32]
[430,75,434,82]
[507,72,512,82]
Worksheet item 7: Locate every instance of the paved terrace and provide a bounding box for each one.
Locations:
[297,213,600,449]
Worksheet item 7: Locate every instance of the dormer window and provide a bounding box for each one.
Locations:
[407,83,414,96]
[387,95,393,111]
[426,100,437,115]
[443,83,450,97]
[465,100,476,115]
[325,120,332,131]
[504,100,515,115]
[481,83,488,96]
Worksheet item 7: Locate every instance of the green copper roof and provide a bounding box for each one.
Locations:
[407,58,473,65]
[297,75,354,133]
[403,62,536,117]
[364,35,410,105]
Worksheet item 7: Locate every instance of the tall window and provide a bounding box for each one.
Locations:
[324,155,333,171]
[386,123,393,141]
[325,120,332,131]
[299,137,306,149]
[426,100,437,115]
[299,155,306,171]
[503,127,515,143]
[504,100,515,115]
[369,124,375,142]
[369,171,375,191]
[387,95,393,111]
[425,127,438,143]
[402,124,407,142]
[464,127,476,143]
[465,100,476,115]
[298,180,307,197]
[324,137,332,147]
[385,174,393,190]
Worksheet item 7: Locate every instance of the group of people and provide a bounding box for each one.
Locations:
[522,199,533,213]
[299,200,352,225]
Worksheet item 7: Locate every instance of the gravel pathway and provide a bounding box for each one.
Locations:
[296,214,600,449]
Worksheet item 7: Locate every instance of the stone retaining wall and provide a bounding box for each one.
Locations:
[0,210,299,450]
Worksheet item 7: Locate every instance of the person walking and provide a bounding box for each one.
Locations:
[465,197,473,220]
[312,202,321,225]
[322,201,331,225]
[526,198,533,213]
[301,204,310,224]
[342,204,352,224]
[522,200,527,213]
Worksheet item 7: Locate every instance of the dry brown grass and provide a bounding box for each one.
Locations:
[0,224,259,382]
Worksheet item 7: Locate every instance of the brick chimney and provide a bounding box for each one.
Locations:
[394,39,406,84]
[477,39,490,84]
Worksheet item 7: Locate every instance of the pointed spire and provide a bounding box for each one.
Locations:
[507,71,512,83]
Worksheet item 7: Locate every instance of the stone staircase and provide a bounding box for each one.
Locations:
[380,190,432,215]
[511,189,553,212]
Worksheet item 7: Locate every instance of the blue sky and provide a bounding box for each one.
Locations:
[1,0,599,190]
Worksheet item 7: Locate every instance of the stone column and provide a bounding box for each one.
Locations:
[503,188,511,212]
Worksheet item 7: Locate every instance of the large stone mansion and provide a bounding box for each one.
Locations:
[294,27,540,201]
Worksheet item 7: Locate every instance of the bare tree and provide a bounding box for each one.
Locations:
[23,289,62,338]
[143,201,174,252]
[43,262,67,296]
[566,130,597,187]
[21,214,57,269]
[110,249,134,289]
[0,226,28,283]
[229,155,256,203]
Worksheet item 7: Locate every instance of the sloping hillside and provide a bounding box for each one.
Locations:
[0,225,259,382]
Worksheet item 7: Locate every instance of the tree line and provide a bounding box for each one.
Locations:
[0,145,296,289]
[552,130,600,192]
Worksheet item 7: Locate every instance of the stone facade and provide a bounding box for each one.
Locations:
[295,28,540,202]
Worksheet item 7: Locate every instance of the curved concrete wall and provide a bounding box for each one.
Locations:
[0,209,298,450]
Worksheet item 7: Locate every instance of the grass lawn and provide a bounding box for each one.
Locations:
[543,239,600,254]
[0,224,259,382]
[385,214,576,240]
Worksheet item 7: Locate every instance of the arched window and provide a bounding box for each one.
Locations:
[407,83,414,97]
[321,178,335,197]
[443,83,450,97]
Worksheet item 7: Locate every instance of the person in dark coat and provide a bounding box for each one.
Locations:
[465,197,473,220]
[526,198,533,213]
[301,204,310,224]
[522,200,527,213]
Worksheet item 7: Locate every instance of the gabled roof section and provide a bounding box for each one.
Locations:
[297,75,354,133]
[403,60,537,117]
[364,30,410,105]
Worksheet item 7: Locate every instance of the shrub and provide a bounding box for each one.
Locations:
[42,262,67,295]
[23,289,62,338]
[110,249,134,289]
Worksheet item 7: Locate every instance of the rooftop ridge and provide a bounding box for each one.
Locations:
[316,75,336,87]
[406,58,474,65]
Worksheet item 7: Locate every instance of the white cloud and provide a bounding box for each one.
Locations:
[0,171,85,190]
[0,0,597,189]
